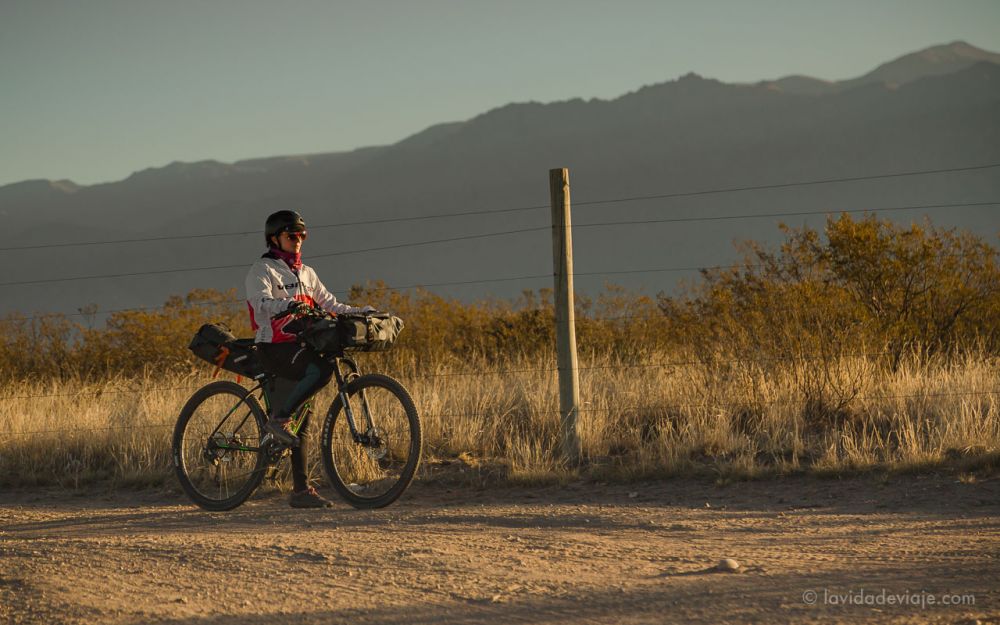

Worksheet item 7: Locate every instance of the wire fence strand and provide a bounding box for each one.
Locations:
[570,163,1000,209]
[7,241,994,324]
[3,389,996,442]
[1,193,994,287]
[5,161,996,253]
[3,345,996,400]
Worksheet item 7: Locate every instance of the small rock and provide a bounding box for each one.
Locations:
[717,558,740,572]
[175,597,188,604]
[292,551,328,562]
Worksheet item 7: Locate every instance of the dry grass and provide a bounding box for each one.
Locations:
[1,349,997,489]
[4,216,997,491]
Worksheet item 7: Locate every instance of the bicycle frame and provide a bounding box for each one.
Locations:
[205,355,372,455]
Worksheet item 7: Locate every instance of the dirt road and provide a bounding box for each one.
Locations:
[1,473,997,624]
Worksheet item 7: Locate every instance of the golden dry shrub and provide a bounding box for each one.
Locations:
[1,215,998,487]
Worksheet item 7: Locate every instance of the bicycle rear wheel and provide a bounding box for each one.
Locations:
[172,381,268,511]
[320,373,421,509]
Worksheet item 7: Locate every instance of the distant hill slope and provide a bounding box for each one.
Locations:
[760,40,1000,94]
[2,42,999,320]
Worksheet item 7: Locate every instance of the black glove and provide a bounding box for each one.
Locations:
[286,300,310,315]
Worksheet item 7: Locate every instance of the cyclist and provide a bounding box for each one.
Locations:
[246,210,374,508]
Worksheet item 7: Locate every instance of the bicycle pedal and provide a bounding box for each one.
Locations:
[262,432,297,446]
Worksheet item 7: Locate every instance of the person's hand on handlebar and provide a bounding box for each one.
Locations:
[271,300,315,321]
[355,305,390,318]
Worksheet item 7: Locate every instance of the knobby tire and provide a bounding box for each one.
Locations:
[320,373,421,509]
[173,381,268,511]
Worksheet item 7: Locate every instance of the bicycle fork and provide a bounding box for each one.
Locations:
[331,358,376,446]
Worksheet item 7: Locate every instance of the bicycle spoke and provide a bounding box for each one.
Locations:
[323,374,420,507]
[175,382,267,509]
[189,463,263,484]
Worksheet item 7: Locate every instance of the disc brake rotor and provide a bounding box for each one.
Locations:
[364,428,388,460]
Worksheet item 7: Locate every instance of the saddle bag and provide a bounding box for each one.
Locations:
[188,323,263,378]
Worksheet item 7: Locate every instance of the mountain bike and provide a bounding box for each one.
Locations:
[172,309,421,511]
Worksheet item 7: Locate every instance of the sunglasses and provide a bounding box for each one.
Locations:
[282,230,308,241]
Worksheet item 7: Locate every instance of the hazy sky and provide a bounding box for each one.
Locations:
[2,0,999,187]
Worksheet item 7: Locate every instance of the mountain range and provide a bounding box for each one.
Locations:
[2,41,999,320]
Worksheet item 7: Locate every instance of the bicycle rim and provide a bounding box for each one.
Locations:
[173,381,267,511]
[321,374,421,509]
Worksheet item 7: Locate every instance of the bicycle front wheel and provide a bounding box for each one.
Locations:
[320,373,421,509]
[172,381,268,511]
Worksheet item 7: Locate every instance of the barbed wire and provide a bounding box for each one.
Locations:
[573,201,999,230]
[0,384,205,401]
[3,345,995,401]
[0,205,548,253]
[0,423,176,438]
[397,349,997,380]
[571,163,1000,208]
[408,389,1000,421]
[3,388,995,441]
[0,225,552,288]
[573,388,1000,413]
[2,191,997,396]
[5,272,556,323]
[3,163,998,447]
[6,227,996,324]
[5,162,995,253]
[5,197,995,289]
[1,192,994,289]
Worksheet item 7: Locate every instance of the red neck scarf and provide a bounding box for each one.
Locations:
[266,246,302,272]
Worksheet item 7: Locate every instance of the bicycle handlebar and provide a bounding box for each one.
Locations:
[270,306,387,322]
[270,305,330,322]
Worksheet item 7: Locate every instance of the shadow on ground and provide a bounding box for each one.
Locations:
[117,562,994,625]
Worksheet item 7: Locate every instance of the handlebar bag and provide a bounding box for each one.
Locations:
[297,318,341,354]
[297,314,404,354]
[356,314,404,352]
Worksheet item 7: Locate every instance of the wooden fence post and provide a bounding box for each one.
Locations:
[549,167,582,465]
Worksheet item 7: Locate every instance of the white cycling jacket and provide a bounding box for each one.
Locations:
[245,256,364,343]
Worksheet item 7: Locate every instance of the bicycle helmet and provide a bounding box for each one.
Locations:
[264,210,306,246]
